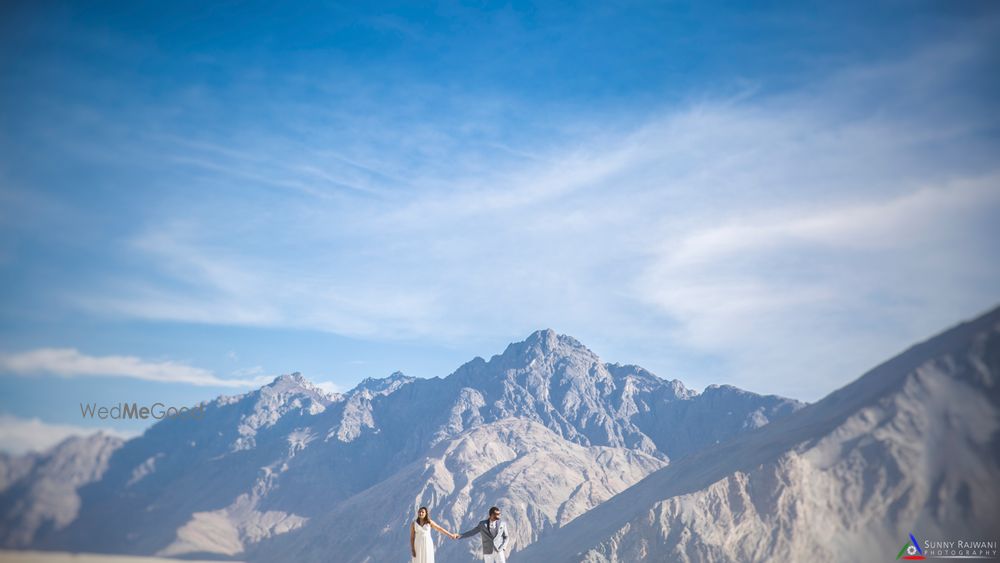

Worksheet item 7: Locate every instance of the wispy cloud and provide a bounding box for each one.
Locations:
[7,19,1000,400]
[635,176,1000,397]
[0,414,138,455]
[313,381,341,395]
[0,348,273,387]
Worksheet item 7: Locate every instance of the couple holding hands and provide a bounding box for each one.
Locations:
[410,505,510,563]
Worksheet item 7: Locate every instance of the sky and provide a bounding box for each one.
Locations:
[1,0,998,453]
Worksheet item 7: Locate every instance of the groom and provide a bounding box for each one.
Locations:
[458,506,509,562]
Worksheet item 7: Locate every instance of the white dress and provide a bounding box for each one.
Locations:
[412,521,434,563]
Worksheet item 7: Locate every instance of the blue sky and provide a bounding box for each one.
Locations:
[1,1,999,453]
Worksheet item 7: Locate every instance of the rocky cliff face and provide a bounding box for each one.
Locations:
[0,433,122,548]
[255,419,666,563]
[520,307,1000,563]
[0,329,804,561]
[440,329,800,461]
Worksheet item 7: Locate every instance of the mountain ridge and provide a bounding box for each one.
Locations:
[0,328,806,560]
[520,305,1000,562]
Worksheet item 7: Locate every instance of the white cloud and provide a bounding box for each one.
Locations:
[60,35,1000,400]
[313,381,341,395]
[0,414,139,455]
[0,348,273,387]
[634,175,1000,395]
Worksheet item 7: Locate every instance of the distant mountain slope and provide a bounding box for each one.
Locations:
[520,306,1000,562]
[252,419,665,562]
[0,329,803,560]
[0,433,122,548]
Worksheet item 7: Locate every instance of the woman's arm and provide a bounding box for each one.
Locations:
[430,519,457,539]
[410,522,416,557]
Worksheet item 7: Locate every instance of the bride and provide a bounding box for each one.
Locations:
[410,506,458,563]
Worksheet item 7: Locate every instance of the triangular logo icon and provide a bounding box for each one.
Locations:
[896,533,926,560]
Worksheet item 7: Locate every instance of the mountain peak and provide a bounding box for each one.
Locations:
[271,371,305,384]
[523,328,583,348]
[252,372,336,409]
[502,329,590,364]
[353,371,416,395]
[525,327,558,344]
[266,371,328,395]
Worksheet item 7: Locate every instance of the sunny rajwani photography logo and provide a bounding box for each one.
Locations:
[897,532,999,560]
[80,401,206,420]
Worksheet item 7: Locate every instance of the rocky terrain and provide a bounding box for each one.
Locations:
[521,307,1000,562]
[0,329,802,561]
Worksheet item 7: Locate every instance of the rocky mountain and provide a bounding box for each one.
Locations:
[0,329,804,561]
[255,419,666,562]
[0,433,123,548]
[520,306,1000,562]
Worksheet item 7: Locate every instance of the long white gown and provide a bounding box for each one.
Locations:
[412,521,434,563]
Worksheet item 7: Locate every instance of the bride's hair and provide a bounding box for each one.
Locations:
[416,506,431,526]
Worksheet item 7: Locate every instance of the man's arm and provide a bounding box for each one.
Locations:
[458,522,481,539]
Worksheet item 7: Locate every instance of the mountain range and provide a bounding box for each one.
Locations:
[1,308,997,562]
[521,307,1000,562]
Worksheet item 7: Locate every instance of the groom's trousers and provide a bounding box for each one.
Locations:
[484,552,506,563]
